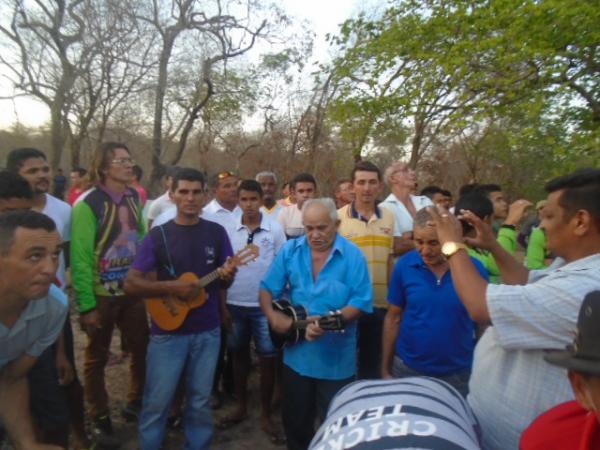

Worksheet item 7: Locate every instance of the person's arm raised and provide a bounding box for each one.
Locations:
[459,210,530,285]
[428,207,491,323]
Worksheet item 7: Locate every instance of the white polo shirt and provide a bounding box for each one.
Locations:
[227,214,286,307]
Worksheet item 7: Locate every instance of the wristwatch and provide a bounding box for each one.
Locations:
[441,241,468,259]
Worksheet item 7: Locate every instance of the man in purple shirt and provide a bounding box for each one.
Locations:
[125,168,236,450]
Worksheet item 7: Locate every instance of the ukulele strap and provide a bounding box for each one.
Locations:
[158,225,177,279]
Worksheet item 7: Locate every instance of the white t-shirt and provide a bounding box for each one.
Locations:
[42,194,71,290]
[147,191,173,221]
[277,204,305,238]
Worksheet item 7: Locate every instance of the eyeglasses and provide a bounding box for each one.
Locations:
[218,171,236,180]
[111,157,135,166]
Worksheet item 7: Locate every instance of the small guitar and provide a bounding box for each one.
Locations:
[269,299,346,350]
[146,244,259,331]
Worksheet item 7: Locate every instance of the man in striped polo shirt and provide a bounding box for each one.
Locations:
[338,161,396,379]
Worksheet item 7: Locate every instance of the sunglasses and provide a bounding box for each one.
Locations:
[217,171,236,180]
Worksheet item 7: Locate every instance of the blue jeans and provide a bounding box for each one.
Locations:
[139,327,220,450]
[227,305,276,356]
[392,355,471,398]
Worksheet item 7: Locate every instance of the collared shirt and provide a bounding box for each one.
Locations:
[337,203,395,307]
[277,204,305,239]
[202,199,242,235]
[261,234,373,380]
[146,191,173,221]
[388,250,487,376]
[227,214,286,307]
[468,253,600,450]
[0,285,68,369]
[379,193,432,235]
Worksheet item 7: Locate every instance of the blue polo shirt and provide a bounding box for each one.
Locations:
[388,250,488,376]
[260,234,373,380]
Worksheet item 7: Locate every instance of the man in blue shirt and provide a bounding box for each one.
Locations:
[260,198,373,450]
[382,208,487,396]
[0,210,68,450]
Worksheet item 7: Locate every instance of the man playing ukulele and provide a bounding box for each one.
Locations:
[124,168,236,450]
[260,198,373,450]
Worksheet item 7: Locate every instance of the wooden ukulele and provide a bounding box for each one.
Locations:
[146,244,259,331]
[269,299,346,350]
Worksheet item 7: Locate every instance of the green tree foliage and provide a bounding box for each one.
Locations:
[329,0,599,181]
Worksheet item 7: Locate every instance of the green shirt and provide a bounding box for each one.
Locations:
[525,227,549,270]
[468,227,517,284]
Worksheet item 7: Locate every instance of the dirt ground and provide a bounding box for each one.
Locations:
[71,312,285,450]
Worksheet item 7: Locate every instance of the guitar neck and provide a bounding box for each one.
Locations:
[197,270,221,288]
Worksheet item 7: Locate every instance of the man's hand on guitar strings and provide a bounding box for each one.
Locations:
[171,279,202,301]
[218,256,237,281]
[305,316,325,341]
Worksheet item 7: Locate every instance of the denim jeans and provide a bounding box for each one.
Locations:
[227,305,277,356]
[139,327,220,450]
[392,355,471,398]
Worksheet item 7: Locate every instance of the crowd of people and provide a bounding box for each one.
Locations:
[0,142,599,450]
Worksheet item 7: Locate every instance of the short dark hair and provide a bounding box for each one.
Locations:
[0,171,33,200]
[454,193,494,234]
[545,168,600,229]
[132,165,143,181]
[71,167,87,177]
[90,142,130,184]
[441,189,452,198]
[291,173,316,190]
[171,168,205,191]
[6,148,47,173]
[458,183,479,197]
[166,165,181,179]
[0,210,56,254]
[238,179,263,197]
[475,184,502,198]
[420,185,443,199]
[351,161,381,182]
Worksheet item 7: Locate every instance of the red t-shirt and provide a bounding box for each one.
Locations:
[134,185,148,206]
[521,401,600,450]
[67,186,84,205]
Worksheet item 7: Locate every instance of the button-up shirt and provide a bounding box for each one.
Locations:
[261,234,373,380]
[469,253,600,450]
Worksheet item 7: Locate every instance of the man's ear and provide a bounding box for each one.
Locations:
[483,214,493,225]
[571,209,592,237]
[568,371,595,412]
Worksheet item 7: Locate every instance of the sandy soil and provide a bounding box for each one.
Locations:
[72,312,285,450]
